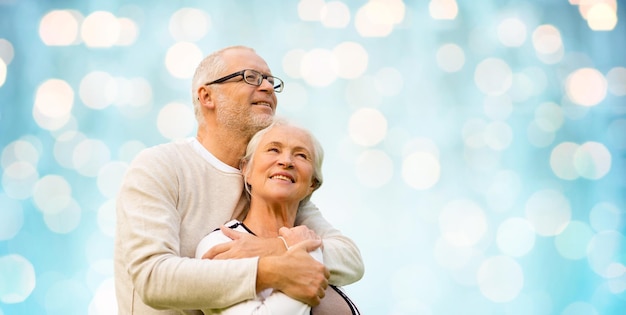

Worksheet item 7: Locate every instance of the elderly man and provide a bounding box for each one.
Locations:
[114,45,364,314]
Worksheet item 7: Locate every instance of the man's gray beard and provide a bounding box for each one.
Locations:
[215,97,273,137]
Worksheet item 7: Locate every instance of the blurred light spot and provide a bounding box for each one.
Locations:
[346,76,382,109]
[354,0,405,37]
[54,131,87,169]
[277,82,309,113]
[485,170,521,212]
[282,49,306,79]
[33,79,74,130]
[348,108,387,146]
[550,142,580,180]
[483,121,513,151]
[374,67,403,96]
[165,42,203,79]
[298,0,324,21]
[497,17,527,47]
[429,0,458,20]
[97,161,128,198]
[402,151,440,190]
[474,58,513,96]
[496,217,535,257]
[333,42,368,79]
[39,10,81,46]
[555,221,594,260]
[0,254,35,303]
[0,194,23,240]
[80,71,116,110]
[483,95,512,121]
[300,48,338,87]
[321,1,351,28]
[44,198,81,234]
[561,96,589,120]
[355,149,393,188]
[117,78,154,119]
[562,301,599,315]
[573,142,611,180]
[534,102,563,132]
[116,18,139,46]
[587,231,626,278]
[97,199,117,237]
[586,3,618,31]
[89,278,117,315]
[169,8,210,42]
[606,263,626,294]
[391,264,441,306]
[462,118,487,148]
[525,189,571,236]
[1,140,40,168]
[118,140,146,163]
[33,175,72,215]
[82,11,120,48]
[436,43,465,72]
[566,68,607,107]
[606,67,626,96]
[73,139,112,177]
[589,202,622,232]
[434,238,475,270]
[44,279,88,313]
[532,25,564,64]
[0,38,15,64]
[528,124,554,150]
[508,73,534,102]
[1,162,38,200]
[477,256,524,302]
[0,58,6,87]
[157,102,195,140]
[522,66,548,96]
[439,200,487,246]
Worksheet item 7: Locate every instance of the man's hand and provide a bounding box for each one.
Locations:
[279,225,321,248]
[202,226,285,259]
[257,239,330,306]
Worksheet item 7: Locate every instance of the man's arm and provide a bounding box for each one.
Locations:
[295,201,365,286]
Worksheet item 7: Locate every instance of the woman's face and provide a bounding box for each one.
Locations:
[245,125,316,204]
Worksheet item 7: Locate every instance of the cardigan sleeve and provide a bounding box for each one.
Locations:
[295,201,365,286]
[116,147,257,311]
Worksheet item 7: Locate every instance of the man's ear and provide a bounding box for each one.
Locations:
[197,85,215,109]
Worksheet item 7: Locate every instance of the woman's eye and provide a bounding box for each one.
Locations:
[268,147,279,153]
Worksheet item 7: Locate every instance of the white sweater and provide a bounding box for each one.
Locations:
[195,220,324,315]
[114,138,363,314]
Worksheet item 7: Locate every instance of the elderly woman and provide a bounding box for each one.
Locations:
[196,118,359,315]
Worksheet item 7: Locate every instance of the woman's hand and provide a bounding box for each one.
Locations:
[279,225,321,249]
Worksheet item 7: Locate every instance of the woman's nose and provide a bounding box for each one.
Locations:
[278,155,294,168]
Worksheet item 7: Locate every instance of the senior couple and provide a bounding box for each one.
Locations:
[114,46,364,314]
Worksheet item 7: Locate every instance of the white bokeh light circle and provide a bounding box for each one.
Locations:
[524,189,571,236]
[39,10,81,46]
[2,161,39,200]
[348,108,387,146]
[483,121,513,151]
[300,48,338,87]
[333,42,368,79]
[33,79,74,129]
[73,139,112,177]
[573,141,611,180]
[477,255,524,303]
[497,17,527,47]
[89,278,117,315]
[169,8,210,42]
[566,68,607,107]
[402,151,440,190]
[474,58,513,96]
[321,1,351,28]
[354,149,393,188]
[33,175,72,215]
[157,102,196,140]
[80,71,117,110]
[496,217,535,257]
[439,199,487,247]
[554,221,594,260]
[81,11,120,48]
[0,254,36,303]
[550,142,579,180]
[589,202,622,232]
[165,42,204,79]
[436,43,465,73]
[97,161,128,198]
[43,198,81,234]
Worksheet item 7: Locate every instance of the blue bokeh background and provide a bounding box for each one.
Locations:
[1,0,625,314]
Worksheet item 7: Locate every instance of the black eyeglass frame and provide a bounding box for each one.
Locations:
[204,69,284,93]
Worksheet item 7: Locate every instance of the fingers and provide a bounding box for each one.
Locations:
[202,242,231,259]
[288,238,322,253]
[220,225,245,240]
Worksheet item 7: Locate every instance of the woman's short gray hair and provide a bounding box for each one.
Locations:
[241,118,324,204]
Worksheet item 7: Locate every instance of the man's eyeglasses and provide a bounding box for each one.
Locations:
[205,69,284,93]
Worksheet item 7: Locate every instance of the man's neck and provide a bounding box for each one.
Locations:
[196,128,250,169]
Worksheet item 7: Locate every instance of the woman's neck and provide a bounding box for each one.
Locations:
[242,199,299,238]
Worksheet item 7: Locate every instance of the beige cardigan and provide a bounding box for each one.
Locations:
[114,139,363,314]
